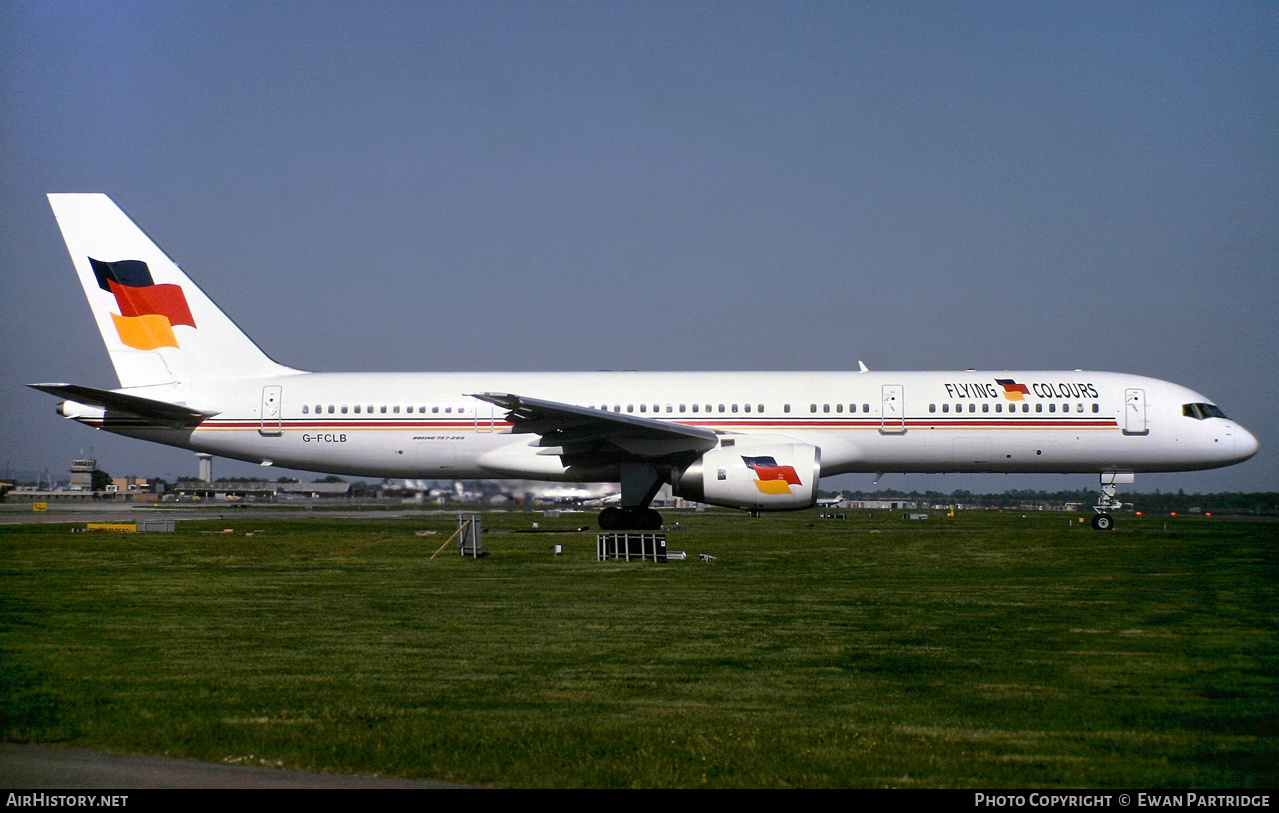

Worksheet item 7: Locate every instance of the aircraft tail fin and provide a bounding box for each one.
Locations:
[47,193,299,388]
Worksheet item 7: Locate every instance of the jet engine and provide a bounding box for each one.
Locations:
[673,441,821,510]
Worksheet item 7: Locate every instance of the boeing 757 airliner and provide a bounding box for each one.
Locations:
[32,194,1258,530]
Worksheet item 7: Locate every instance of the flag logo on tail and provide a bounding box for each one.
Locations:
[742,456,802,495]
[90,258,196,350]
[995,379,1030,401]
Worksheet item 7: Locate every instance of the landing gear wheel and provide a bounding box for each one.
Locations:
[1091,513,1114,531]
[598,506,624,531]
[597,506,663,531]
[637,507,663,531]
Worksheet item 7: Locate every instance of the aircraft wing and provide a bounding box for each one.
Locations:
[469,391,719,462]
[29,383,216,428]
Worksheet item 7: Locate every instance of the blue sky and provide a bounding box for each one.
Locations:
[2,1,1275,493]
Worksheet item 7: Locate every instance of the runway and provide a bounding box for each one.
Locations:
[0,503,459,525]
[0,743,471,789]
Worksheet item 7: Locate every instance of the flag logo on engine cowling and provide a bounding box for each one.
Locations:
[742,456,802,495]
[90,258,196,350]
[995,379,1030,401]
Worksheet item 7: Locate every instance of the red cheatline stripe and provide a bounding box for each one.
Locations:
[193,418,1118,432]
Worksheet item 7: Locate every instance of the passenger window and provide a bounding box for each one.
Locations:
[930,404,936,413]
[302,405,309,414]
[692,404,699,413]
[744,404,751,413]
[836,404,843,413]
[784,404,790,413]
[811,404,817,413]
[942,404,949,413]
[982,403,989,413]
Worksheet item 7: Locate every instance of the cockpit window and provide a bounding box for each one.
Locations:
[1183,403,1229,420]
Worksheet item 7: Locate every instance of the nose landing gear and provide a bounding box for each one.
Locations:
[1091,471,1132,531]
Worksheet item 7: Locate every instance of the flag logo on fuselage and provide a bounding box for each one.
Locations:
[995,379,1030,401]
[742,456,802,495]
[90,258,196,350]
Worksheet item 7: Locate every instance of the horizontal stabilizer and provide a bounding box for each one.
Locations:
[29,383,216,427]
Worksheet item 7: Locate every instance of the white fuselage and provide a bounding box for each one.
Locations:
[68,369,1258,481]
[41,195,1259,517]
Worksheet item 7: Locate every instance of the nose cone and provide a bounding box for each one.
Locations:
[1234,425,1260,462]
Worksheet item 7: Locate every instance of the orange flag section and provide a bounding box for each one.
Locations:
[111,312,179,350]
[753,479,794,495]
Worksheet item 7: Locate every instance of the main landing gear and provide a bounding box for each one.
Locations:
[598,505,663,531]
[1091,471,1132,531]
[597,462,666,531]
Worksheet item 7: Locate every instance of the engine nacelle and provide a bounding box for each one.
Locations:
[673,441,821,510]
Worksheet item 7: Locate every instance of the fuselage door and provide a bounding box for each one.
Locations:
[1123,388,1148,436]
[260,385,283,437]
[880,384,906,435]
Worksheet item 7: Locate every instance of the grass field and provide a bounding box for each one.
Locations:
[1,508,1275,788]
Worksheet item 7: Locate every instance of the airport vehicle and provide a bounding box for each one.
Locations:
[33,194,1258,530]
